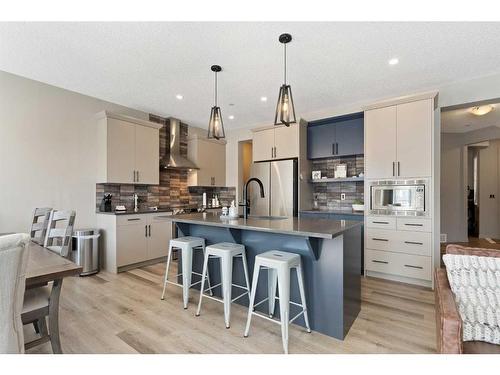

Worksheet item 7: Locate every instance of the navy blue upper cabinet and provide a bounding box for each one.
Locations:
[307,112,364,159]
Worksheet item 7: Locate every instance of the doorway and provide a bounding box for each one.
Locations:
[440,99,500,250]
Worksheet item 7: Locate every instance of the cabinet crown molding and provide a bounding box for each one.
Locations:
[187,134,227,145]
[96,111,162,130]
[363,91,439,111]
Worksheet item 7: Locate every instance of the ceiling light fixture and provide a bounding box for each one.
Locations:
[175,94,183,100]
[207,65,225,140]
[388,58,399,65]
[274,33,296,127]
[470,105,494,116]
[228,115,235,120]
[261,96,268,102]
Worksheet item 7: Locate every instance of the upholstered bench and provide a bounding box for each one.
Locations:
[435,244,500,354]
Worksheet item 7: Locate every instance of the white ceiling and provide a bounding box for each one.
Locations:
[2,22,500,130]
[441,103,500,133]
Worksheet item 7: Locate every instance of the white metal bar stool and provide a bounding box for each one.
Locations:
[161,236,212,309]
[244,250,311,354]
[196,242,251,329]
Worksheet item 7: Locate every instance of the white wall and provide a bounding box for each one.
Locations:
[225,127,253,203]
[0,71,149,232]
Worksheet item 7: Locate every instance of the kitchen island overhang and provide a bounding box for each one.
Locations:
[155,212,362,340]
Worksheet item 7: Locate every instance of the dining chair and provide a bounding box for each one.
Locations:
[22,209,76,353]
[0,233,31,354]
[43,210,76,258]
[29,207,52,245]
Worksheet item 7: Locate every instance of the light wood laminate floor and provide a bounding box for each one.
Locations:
[25,262,436,354]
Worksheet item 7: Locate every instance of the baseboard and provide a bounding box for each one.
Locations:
[117,256,168,273]
[366,270,433,289]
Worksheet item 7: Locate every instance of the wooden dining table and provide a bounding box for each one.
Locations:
[1,233,83,353]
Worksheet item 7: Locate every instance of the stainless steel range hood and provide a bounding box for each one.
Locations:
[160,118,199,170]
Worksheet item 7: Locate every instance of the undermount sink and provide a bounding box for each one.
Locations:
[246,215,288,221]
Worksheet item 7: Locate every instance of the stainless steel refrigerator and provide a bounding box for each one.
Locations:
[248,159,298,217]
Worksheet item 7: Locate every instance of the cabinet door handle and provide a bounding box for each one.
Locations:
[404,223,423,227]
[148,225,151,237]
[137,170,140,182]
[372,238,389,242]
[373,221,389,224]
[336,143,339,155]
[404,241,424,245]
[133,170,136,182]
[127,218,140,221]
[271,147,273,159]
[397,162,400,176]
[372,260,388,264]
[274,146,277,158]
[392,162,395,176]
[404,264,423,269]
[145,225,147,237]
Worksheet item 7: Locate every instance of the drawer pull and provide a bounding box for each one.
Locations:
[404,241,424,245]
[372,221,389,224]
[127,218,141,221]
[404,223,423,227]
[372,260,389,264]
[404,264,423,269]
[372,238,389,242]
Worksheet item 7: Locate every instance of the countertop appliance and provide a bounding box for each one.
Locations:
[369,179,428,216]
[248,159,298,217]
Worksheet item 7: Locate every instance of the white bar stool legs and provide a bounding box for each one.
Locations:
[196,242,251,329]
[244,251,311,354]
[161,236,212,309]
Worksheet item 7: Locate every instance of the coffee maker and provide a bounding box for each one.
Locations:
[100,194,112,212]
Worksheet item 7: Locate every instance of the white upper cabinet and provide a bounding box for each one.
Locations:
[135,125,160,184]
[275,124,299,160]
[187,135,226,186]
[106,118,136,183]
[365,98,433,179]
[252,128,275,162]
[97,111,161,185]
[252,124,298,162]
[396,99,432,178]
[365,106,397,179]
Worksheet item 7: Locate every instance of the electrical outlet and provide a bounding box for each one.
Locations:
[340,193,346,201]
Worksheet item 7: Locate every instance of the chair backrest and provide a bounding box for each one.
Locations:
[0,233,31,354]
[29,207,52,245]
[44,210,76,258]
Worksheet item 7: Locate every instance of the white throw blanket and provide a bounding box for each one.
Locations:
[443,254,500,345]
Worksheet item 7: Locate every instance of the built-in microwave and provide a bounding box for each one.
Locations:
[369,179,428,216]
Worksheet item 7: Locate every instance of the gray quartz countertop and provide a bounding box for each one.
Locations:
[300,210,364,216]
[154,212,362,239]
[96,208,174,215]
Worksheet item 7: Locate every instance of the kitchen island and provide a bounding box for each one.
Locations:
[155,212,362,340]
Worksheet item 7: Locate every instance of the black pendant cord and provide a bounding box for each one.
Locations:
[283,42,287,85]
[214,70,218,107]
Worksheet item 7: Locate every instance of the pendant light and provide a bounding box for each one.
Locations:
[207,64,225,140]
[274,33,296,127]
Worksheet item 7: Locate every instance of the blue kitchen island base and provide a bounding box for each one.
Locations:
[171,216,362,340]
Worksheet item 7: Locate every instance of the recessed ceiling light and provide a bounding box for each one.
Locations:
[388,58,399,66]
[228,115,235,120]
[260,96,268,102]
[470,105,494,116]
[175,94,183,100]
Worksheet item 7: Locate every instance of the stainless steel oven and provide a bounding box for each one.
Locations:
[369,179,428,216]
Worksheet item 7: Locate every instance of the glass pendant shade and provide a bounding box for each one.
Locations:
[274,84,296,126]
[208,105,225,140]
[207,64,225,140]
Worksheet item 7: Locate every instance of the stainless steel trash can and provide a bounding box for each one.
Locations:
[71,228,100,276]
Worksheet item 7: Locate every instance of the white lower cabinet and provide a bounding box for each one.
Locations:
[98,213,173,273]
[365,216,432,285]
